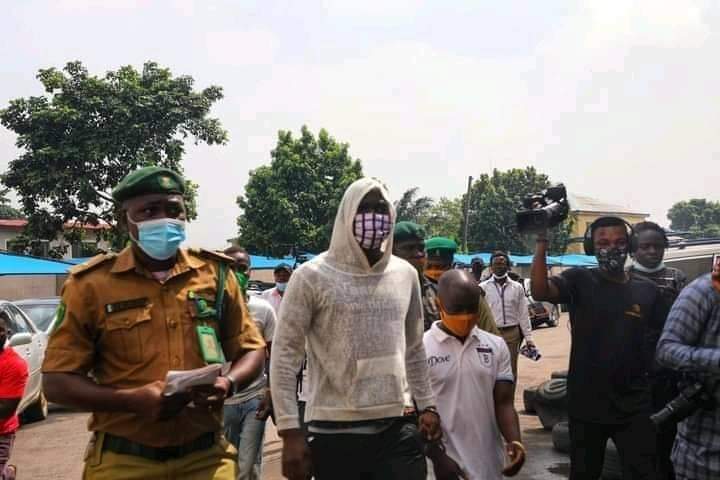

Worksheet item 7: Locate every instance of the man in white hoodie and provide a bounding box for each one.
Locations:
[270,178,440,480]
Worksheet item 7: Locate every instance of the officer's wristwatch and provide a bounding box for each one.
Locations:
[222,375,237,398]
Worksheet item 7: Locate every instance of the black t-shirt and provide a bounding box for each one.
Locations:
[629,266,687,376]
[550,268,663,424]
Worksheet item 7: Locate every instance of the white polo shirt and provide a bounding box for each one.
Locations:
[424,322,514,480]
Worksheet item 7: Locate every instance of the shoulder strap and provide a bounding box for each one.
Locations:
[70,253,117,276]
[215,261,227,323]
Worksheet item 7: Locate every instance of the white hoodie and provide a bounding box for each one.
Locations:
[270,178,435,431]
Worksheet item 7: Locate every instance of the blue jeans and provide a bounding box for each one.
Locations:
[223,396,266,480]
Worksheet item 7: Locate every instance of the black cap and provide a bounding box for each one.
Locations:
[274,263,293,274]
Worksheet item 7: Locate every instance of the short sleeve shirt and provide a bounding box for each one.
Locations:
[550,268,661,423]
[0,347,29,435]
[42,247,265,448]
[424,323,513,479]
[226,295,276,404]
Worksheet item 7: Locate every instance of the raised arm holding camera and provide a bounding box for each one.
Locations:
[655,260,720,480]
[530,209,663,480]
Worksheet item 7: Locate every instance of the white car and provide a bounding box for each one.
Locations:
[3,300,49,423]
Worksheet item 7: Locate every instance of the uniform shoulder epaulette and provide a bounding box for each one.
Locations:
[69,253,118,276]
[189,248,234,264]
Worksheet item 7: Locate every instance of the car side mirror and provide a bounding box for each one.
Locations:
[9,332,32,347]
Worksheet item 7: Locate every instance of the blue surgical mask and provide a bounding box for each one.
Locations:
[128,216,186,260]
[276,282,288,293]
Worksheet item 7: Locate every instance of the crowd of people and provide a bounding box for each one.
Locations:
[0,166,717,480]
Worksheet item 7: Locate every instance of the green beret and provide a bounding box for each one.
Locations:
[425,237,458,256]
[112,166,185,203]
[393,221,426,242]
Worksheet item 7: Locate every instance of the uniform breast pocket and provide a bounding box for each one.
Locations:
[105,306,153,364]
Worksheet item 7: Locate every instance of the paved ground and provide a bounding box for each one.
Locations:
[10,315,572,479]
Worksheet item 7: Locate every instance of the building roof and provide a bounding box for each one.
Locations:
[0,252,72,275]
[568,193,648,216]
[0,219,111,231]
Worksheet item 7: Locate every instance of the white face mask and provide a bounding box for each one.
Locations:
[493,273,508,280]
[276,282,288,293]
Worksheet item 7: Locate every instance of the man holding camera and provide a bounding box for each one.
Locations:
[655,261,720,480]
[531,216,663,480]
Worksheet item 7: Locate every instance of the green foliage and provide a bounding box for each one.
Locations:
[237,126,363,255]
[0,189,23,219]
[668,199,720,238]
[462,167,572,255]
[425,197,463,241]
[0,60,227,253]
[395,187,434,224]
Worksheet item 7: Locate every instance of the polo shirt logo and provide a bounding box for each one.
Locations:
[476,347,493,366]
[427,355,451,367]
[624,304,642,318]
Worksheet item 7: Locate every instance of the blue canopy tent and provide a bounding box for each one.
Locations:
[250,255,297,270]
[0,252,73,275]
[454,252,597,268]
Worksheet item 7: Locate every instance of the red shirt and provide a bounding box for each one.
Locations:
[0,347,29,434]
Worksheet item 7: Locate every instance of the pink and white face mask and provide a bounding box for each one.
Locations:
[353,213,391,250]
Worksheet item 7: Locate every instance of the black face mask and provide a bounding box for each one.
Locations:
[597,247,628,274]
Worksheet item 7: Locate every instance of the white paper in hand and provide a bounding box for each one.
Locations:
[163,363,223,396]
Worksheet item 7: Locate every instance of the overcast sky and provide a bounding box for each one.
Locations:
[1,0,719,249]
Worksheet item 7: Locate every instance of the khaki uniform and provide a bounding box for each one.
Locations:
[422,277,500,336]
[42,247,265,478]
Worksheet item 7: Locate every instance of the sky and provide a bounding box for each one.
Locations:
[1,0,719,249]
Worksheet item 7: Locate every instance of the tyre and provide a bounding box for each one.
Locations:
[523,385,541,414]
[22,390,48,423]
[535,379,568,430]
[552,421,571,454]
[535,402,568,430]
[551,370,568,379]
[537,378,568,402]
[602,440,622,479]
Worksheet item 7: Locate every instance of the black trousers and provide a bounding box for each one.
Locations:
[569,416,657,480]
[651,375,679,480]
[308,418,427,480]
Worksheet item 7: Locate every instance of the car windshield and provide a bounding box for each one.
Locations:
[19,304,58,332]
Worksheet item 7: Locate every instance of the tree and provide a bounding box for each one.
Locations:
[237,126,363,255]
[425,197,463,241]
[394,187,434,224]
[1,61,227,256]
[0,189,23,219]
[462,167,572,254]
[668,199,720,237]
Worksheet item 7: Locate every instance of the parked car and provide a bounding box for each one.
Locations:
[16,297,61,335]
[2,300,48,423]
[523,279,560,328]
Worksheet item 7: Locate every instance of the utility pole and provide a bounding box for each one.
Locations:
[463,175,473,253]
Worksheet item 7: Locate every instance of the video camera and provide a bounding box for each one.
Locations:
[651,381,715,427]
[515,184,569,234]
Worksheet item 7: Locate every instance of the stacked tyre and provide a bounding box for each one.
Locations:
[534,378,568,430]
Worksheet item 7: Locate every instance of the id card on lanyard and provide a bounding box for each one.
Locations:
[189,262,228,365]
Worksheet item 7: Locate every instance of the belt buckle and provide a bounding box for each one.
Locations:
[157,445,182,461]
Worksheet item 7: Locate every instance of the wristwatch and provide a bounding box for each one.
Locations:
[422,406,440,417]
[222,375,237,398]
